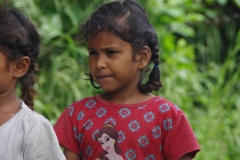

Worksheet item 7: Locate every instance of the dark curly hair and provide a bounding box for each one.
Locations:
[0,1,40,109]
[79,0,162,93]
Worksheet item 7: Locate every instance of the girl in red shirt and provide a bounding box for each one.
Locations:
[54,0,201,159]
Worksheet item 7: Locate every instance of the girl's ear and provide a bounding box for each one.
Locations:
[11,56,30,78]
[136,46,151,69]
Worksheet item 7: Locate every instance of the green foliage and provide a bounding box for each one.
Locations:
[14,0,240,159]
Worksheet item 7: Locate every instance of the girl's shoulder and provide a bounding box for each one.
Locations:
[20,101,54,128]
[1,101,56,141]
[63,96,98,116]
[68,95,97,108]
[153,96,182,109]
[151,96,183,116]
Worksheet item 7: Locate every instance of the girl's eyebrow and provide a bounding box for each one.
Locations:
[87,47,94,50]
[88,47,120,51]
[104,135,109,139]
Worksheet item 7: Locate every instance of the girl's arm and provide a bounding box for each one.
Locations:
[64,148,80,160]
[179,154,192,160]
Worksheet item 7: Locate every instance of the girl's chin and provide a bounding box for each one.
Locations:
[100,86,118,93]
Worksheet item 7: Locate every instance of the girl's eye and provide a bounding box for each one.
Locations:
[89,51,97,55]
[106,137,109,141]
[106,50,116,55]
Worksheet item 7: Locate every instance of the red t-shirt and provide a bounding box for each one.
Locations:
[54,95,200,160]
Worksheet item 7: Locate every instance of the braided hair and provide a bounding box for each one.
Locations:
[0,1,40,109]
[79,0,162,93]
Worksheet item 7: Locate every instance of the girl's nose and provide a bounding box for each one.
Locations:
[96,54,107,69]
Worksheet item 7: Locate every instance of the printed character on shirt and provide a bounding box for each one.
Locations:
[95,124,123,160]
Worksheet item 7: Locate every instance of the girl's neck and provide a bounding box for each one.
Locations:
[0,89,21,112]
[0,90,21,126]
[100,91,155,104]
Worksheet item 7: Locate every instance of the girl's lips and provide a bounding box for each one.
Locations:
[105,146,110,150]
[97,75,112,78]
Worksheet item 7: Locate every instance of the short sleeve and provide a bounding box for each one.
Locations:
[23,120,66,160]
[163,113,201,160]
[54,107,79,154]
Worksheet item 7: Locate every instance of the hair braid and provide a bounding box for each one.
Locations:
[19,72,38,109]
[138,40,163,93]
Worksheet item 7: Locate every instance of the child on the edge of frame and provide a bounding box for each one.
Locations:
[54,0,201,160]
[0,1,66,160]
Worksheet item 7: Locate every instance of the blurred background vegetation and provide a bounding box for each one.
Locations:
[13,0,240,159]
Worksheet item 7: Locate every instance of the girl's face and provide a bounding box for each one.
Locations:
[98,133,115,152]
[88,31,141,96]
[0,51,15,95]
